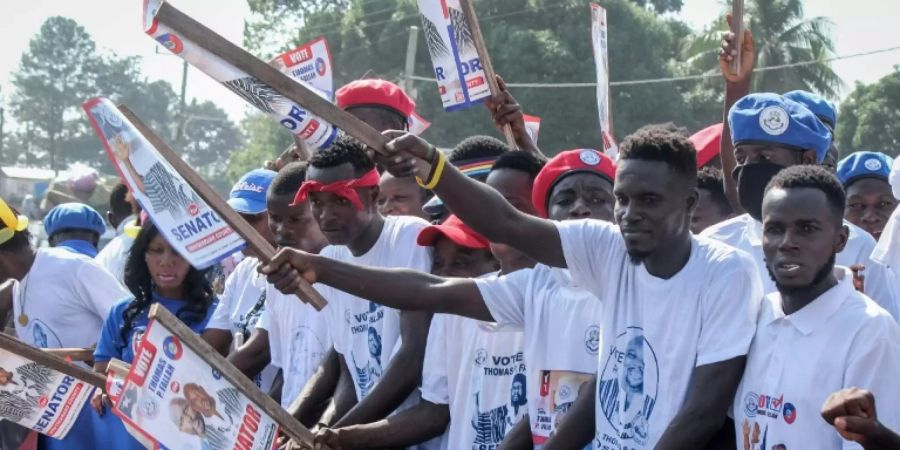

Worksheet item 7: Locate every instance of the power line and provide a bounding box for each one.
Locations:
[409,45,900,88]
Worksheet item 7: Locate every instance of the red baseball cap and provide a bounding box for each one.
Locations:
[531,149,616,218]
[690,123,723,168]
[336,79,415,118]
[417,215,490,249]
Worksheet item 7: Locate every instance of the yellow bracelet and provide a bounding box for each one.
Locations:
[416,150,447,190]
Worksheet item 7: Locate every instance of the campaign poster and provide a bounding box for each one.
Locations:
[408,111,432,136]
[270,37,334,102]
[417,0,491,111]
[113,319,279,450]
[0,348,94,440]
[107,361,158,449]
[143,0,338,151]
[523,114,541,145]
[83,98,245,270]
[591,4,617,158]
[532,370,593,448]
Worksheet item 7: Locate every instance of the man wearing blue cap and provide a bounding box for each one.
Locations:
[704,21,882,299]
[44,202,108,258]
[837,152,898,241]
[783,90,840,172]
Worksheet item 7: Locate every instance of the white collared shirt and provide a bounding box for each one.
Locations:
[94,214,138,285]
[732,268,900,450]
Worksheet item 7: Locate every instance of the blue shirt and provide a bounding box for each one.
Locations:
[95,294,218,364]
[56,239,99,258]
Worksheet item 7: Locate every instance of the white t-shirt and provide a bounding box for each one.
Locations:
[13,247,129,349]
[421,312,527,450]
[732,268,900,450]
[207,257,279,393]
[94,217,137,286]
[556,220,762,449]
[701,214,886,297]
[257,285,331,408]
[476,266,602,448]
[320,215,432,402]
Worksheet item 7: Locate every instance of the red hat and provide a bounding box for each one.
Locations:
[690,123,723,168]
[531,149,616,218]
[417,215,490,249]
[336,79,415,118]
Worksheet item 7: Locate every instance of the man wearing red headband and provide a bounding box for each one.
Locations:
[283,136,434,448]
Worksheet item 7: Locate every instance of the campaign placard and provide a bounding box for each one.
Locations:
[270,37,334,102]
[591,4,617,158]
[524,114,541,145]
[113,319,279,450]
[418,0,491,111]
[143,0,338,151]
[83,97,245,269]
[0,348,94,440]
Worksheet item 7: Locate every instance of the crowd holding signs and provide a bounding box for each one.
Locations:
[1,0,900,450]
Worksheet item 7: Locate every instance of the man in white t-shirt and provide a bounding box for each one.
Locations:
[263,128,763,449]
[732,165,900,449]
[95,183,139,285]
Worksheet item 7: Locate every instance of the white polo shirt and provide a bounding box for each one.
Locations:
[702,214,886,297]
[732,267,900,449]
[475,266,602,448]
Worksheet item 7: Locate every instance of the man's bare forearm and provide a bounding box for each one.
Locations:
[288,347,340,427]
[542,377,596,450]
[226,329,270,379]
[321,359,358,426]
[337,401,450,449]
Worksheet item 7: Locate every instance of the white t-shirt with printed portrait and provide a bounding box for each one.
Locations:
[257,284,332,408]
[475,266,602,448]
[556,219,762,449]
[320,215,433,403]
[207,257,279,393]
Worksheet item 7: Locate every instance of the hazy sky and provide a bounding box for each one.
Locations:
[0,0,898,127]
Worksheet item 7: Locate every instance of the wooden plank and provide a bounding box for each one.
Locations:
[0,334,106,388]
[154,2,390,154]
[730,0,744,75]
[148,304,316,447]
[42,348,95,362]
[119,105,327,311]
[458,0,517,149]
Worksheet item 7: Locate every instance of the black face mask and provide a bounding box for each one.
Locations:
[732,163,785,222]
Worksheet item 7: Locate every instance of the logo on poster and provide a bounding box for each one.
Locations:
[315,57,327,76]
[156,33,184,54]
[162,336,183,360]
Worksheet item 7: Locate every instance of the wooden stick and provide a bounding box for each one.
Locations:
[148,304,316,447]
[730,0,744,75]
[119,105,327,311]
[457,0,517,149]
[42,348,95,362]
[0,334,106,388]
[154,2,389,153]
[106,358,131,375]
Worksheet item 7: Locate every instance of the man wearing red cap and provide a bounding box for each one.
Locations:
[336,79,419,133]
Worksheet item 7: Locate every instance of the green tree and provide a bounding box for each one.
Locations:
[686,0,841,99]
[836,68,900,157]
[227,112,294,182]
[176,100,242,180]
[242,0,710,155]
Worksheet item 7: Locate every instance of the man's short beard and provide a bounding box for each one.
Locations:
[767,254,836,297]
[628,250,651,265]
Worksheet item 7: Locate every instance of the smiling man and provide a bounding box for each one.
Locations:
[732,165,900,449]
[836,152,898,241]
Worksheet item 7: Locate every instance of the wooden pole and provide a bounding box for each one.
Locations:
[0,334,106,388]
[42,348,95,362]
[458,0,517,149]
[153,2,389,154]
[119,105,327,311]
[148,304,317,447]
[730,0,744,75]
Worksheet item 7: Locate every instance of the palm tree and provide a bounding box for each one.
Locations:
[684,0,842,99]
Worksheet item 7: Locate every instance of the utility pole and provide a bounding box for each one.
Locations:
[403,26,419,100]
[175,59,189,142]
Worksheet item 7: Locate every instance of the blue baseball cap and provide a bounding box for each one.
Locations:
[44,203,106,237]
[836,151,893,187]
[228,169,276,214]
[784,90,837,129]
[728,93,833,163]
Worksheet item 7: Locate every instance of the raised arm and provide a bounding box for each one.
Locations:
[261,247,494,321]
[821,388,900,450]
[718,13,755,213]
[656,356,746,449]
[378,132,565,268]
[486,75,544,158]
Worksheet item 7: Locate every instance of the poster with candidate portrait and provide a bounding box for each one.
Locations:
[83,97,245,270]
[0,348,94,440]
[270,37,334,102]
[112,318,279,450]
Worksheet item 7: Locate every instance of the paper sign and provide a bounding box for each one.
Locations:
[591,4,617,158]
[143,0,338,151]
[408,111,432,135]
[112,319,279,450]
[418,0,491,111]
[532,370,592,447]
[270,37,334,102]
[83,97,245,269]
[523,114,541,145]
[0,349,94,440]
[106,362,159,449]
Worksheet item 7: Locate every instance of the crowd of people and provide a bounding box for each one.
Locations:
[1,17,899,450]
